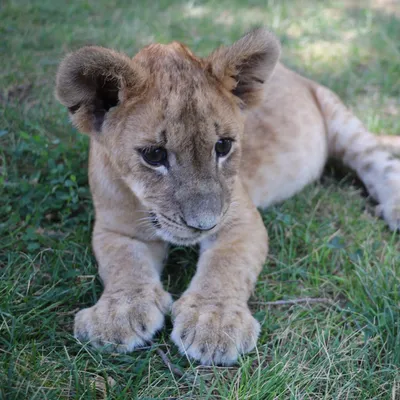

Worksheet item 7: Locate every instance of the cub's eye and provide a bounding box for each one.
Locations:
[140,147,168,166]
[215,139,232,157]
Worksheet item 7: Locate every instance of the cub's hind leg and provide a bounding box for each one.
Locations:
[316,85,400,230]
[377,135,400,156]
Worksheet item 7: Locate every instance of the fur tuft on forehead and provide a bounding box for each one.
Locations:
[133,42,206,79]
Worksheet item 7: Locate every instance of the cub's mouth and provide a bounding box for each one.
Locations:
[149,212,217,245]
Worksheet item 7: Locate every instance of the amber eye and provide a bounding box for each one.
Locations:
[215,139,232,157]
[140,147,168,166]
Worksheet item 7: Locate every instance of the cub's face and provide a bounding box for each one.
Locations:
[113,73,243,245]
[56,29,280,244]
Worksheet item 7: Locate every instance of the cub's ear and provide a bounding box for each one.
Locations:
[206,28,281,108]
[56,46,146,134]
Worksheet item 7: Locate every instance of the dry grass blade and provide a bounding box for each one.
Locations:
[150,341,184,378]
[250,297,333,306]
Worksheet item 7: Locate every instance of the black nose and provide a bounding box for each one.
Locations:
[183,218,217,231]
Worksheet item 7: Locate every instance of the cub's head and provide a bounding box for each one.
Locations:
[56,28,280,245]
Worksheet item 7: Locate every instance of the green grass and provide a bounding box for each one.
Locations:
[1,0,400,398]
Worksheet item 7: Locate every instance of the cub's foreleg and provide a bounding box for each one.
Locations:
[171,184,269,365]
[74,228,172,352]
[316,85,400,230]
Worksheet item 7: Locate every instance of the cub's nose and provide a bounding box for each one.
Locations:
[183,215,218,231]
[180,191,223,232]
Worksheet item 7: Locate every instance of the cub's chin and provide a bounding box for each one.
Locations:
[156,229,205,246]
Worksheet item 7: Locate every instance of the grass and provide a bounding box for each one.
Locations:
[1,0,400,398]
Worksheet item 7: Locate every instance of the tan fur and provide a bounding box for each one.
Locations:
[55,28,400,365]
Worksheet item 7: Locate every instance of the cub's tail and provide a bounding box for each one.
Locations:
[314,84,400,231]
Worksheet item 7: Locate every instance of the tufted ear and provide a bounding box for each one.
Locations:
[206,28,281,108]
[56,46,147,134]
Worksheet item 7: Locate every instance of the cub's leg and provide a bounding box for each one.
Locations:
[378,135,400,156]
[74,229,172,352]
[316,85,400,230]
[171,184,268,365]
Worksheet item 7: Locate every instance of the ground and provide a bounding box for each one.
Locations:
[1,0,400,398]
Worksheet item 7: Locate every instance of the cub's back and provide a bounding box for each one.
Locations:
[241,63,328,207]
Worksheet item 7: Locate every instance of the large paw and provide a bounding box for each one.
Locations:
[74,284,172,352]
[171,294,260,365]
[376,198,400,231]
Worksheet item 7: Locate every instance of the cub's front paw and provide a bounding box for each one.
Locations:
[74,284,172,352]
[171,294,260,365]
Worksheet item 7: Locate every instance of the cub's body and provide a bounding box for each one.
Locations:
[242,63,327,207]
[56,29,400,365]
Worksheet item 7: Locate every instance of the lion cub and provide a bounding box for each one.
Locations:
[56,28,400,365]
